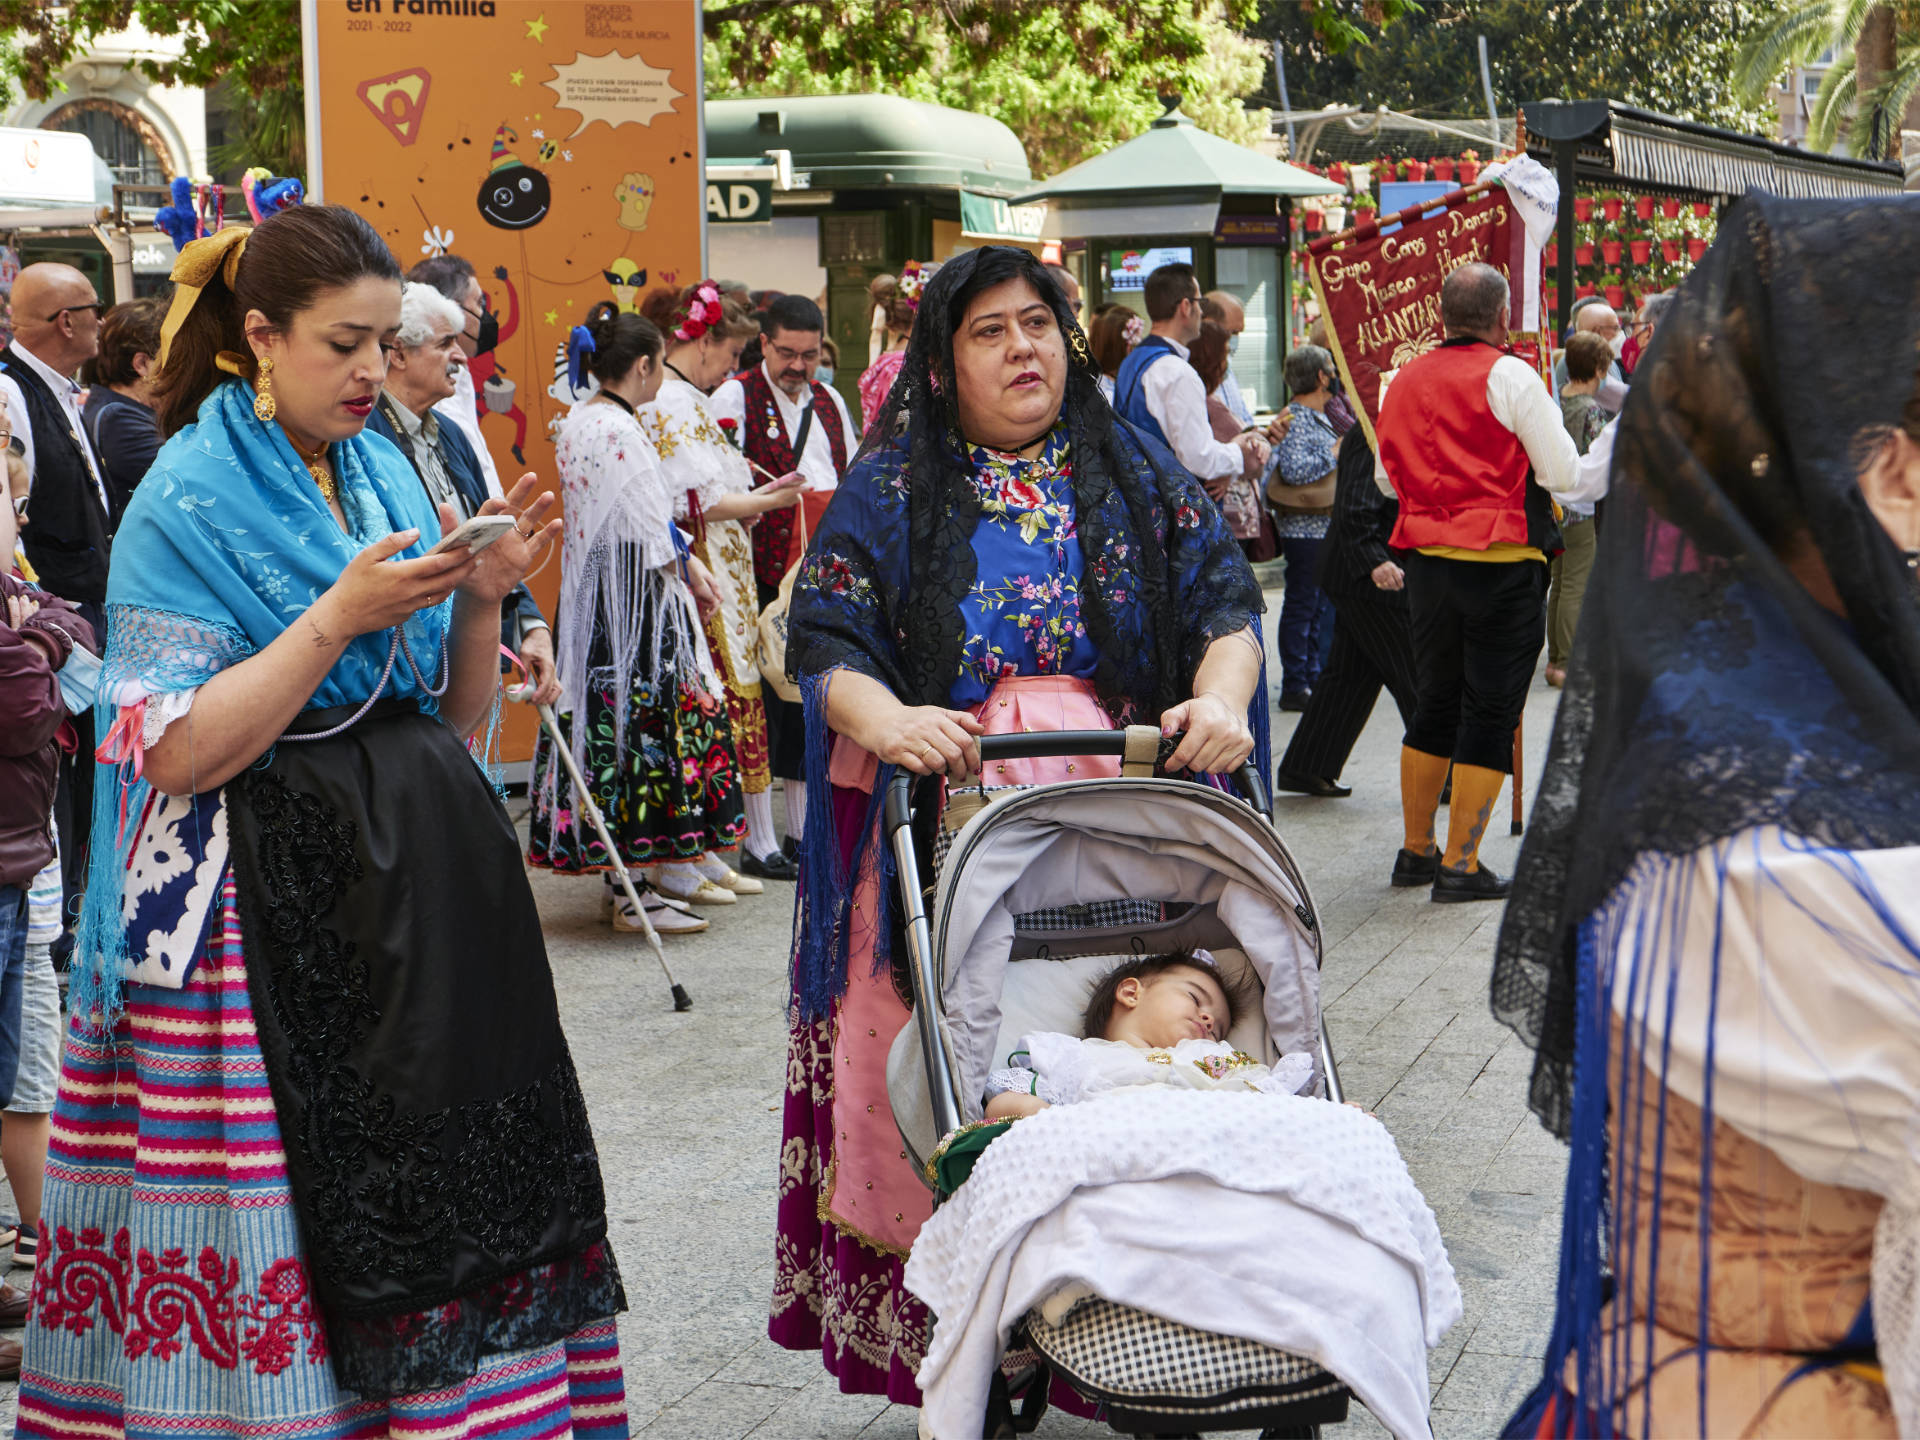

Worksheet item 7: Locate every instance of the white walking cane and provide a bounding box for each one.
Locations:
[513,686,693,1012]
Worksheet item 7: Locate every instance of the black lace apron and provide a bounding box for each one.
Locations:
[226,697,624,1400]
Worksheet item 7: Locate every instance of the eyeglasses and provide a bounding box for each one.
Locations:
[46,303,102,323]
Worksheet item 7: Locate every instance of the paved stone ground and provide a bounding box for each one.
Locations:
[0,594,1570,1438]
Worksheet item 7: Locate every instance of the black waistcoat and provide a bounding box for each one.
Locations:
[6,344,110,603]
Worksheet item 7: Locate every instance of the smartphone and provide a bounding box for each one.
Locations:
[429,514,517,557]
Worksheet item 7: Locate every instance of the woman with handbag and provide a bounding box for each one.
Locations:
[526,302,746,932]
[640,280,805,884]
[769,245,1269,1401]
[1270,344,1342,709]
[24,207,629,1436]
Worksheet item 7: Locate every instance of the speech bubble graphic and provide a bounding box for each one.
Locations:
[543,50,684,140]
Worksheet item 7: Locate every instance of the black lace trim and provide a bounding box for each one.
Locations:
[233,770,619,1399]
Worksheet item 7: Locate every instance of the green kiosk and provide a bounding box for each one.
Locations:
[1010,104,1339,412]
[705,95,1041,420]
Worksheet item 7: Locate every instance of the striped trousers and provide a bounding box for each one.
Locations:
[1277,585,1420,784]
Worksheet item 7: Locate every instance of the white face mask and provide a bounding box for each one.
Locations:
[1608,331,1626,358]
[1226,332,1240,355]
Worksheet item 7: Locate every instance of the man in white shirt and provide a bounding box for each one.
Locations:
[407,255,505,500]
[1374,262,1582,902]
[1111,263,1265,497]
[1202,290,1256,426]
[0,265,109,610]
[708,294,854,864]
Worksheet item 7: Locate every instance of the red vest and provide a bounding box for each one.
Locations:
[1378,339,1538,552]
[737,365,848,589]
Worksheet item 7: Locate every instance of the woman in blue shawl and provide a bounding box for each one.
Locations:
[18,208,629,1437]
[767,246,1269,1400]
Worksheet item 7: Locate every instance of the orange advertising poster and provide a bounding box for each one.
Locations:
[306,0,705,760]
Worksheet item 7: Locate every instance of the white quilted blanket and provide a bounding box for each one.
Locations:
[904,1088,1460,1440]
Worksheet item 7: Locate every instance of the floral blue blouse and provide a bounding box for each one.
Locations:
[1273,402,1340,540]
[955,430,1100,706]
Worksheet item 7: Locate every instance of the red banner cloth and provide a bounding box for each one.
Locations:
[1307,187,1531,442]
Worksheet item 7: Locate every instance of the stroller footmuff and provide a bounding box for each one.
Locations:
[884,732,1452,1438]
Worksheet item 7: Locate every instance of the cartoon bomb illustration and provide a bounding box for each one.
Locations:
[476,123,550,230]
[603,257,647,314]
[613,172,654,231]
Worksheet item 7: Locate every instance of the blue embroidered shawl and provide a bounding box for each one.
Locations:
[73,380,447,1023]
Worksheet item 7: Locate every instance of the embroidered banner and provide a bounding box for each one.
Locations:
[1306,187,1532,452]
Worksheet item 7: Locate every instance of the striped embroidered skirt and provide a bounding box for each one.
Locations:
[18,878,631,1438]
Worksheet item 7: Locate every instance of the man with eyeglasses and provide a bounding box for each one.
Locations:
[710,293,855,864]
[0,263,110,961]
[407,254,511,498]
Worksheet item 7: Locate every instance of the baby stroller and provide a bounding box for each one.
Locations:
[886,728,1351,1439]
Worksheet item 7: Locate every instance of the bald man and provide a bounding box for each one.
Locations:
[1201,290,1258,426]
[0,263,108,606]
[1551,300,1624,397]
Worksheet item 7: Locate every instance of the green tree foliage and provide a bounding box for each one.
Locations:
[702,0,1281,174]
[1263,0,1779,136]
[0,0,303,177]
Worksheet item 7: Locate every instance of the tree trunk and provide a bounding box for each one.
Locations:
[1857,3,1898,159]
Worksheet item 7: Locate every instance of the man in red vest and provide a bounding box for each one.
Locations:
[1375,262,1581,902]
[711,295,854,872]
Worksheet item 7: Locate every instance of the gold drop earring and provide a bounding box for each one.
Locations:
[254,355,277,423]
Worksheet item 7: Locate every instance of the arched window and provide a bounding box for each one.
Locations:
[42,99,171,188]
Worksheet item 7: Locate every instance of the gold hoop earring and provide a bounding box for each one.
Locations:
[253,355,276,423]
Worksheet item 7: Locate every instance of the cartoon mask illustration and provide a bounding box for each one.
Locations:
[603,257,647,314]
[614,172,654,232]
[476,123,550,230]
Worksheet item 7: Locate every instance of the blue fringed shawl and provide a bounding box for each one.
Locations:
[72,381,447,1027]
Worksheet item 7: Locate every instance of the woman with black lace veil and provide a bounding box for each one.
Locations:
[1492,195,1920,1438]
[768,245,1270,1399]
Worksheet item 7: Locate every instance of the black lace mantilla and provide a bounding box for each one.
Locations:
[230,733,622,1399]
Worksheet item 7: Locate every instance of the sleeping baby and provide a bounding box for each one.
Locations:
[983,950,1316,1120]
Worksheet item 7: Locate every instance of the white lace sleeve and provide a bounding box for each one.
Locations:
[141,688,200,749]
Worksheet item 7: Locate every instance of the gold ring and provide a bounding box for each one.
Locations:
[921,743,939,759]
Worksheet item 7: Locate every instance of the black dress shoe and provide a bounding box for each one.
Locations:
[740,848,800,881]
[1390,847,1440,887]
[1274,770,1352,798]
[781,835,800,862]
[1432,862,1511,903]
[1277,690,1313,712]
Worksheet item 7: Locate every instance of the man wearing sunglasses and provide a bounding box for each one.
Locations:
[0,263,110,962]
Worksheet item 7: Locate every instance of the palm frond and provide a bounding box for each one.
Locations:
[1865,44,1920,143]
[1734,1,1854,100]
[1809,46,1860,151]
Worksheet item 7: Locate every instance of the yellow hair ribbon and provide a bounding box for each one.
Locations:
[156,226,252,371]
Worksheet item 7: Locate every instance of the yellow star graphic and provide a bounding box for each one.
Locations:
[508,68,524,87]
[543,309,558,326]
[525,12,549,42]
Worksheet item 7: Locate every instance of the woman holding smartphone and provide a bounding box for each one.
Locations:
[21,208,629,1438]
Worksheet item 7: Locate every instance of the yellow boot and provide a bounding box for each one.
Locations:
[1392,747,1450,887]
[1433,763,1512,902]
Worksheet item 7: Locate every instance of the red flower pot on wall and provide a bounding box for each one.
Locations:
[1601,238,1622,264]
[1634,195,1654,220]
[1328,162,1349,186]
[1605,284,1625,307]
[1304,209,1324,233]
[1662,198,1682,218]
[1573,196,1593,221]
[1432,157,1455,183]
[1404,159,1428,181]
[1545,243,1559,267]
[1687,236,1708,261]
[1693,201,1711,218]
[1574,242,1594,265]
[1602,197,1623,221]
[1576,283,1595,299]
[1458,160,1480,183]
[1629,239,1652,265]
[1661,239,1681,263]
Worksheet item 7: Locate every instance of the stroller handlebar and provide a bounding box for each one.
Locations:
[882,731,1270,837]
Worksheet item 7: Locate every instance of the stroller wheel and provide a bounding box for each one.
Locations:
[1257,1427,1320,1439]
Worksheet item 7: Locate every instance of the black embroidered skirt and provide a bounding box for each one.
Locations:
[226,698,625,1400]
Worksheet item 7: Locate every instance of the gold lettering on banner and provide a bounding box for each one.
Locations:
[1317,254,1373,293]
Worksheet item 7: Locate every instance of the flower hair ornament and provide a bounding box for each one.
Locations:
[674,279,726,343]
[565,324,596,393]
[896,259,927,311]
[1123,313,1145,348]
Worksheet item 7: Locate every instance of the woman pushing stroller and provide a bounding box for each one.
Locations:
[770,244,1269,1400]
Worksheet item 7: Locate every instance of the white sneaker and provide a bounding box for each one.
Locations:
[612,889,708,935]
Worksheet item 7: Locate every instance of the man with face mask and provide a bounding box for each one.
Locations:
[365,282,560,704]
[408,254,506,498]
[1551,298,1625,398]
[1202,290,1256,427]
